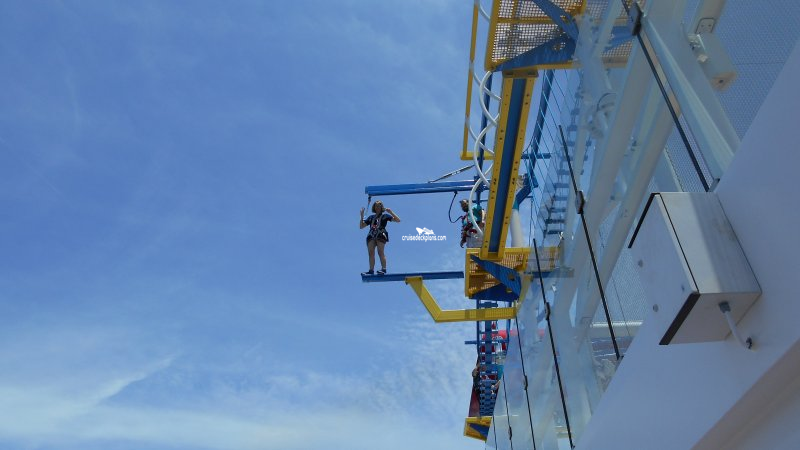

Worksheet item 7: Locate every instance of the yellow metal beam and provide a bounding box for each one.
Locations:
[483,0,502,72]
[461,3,480,162]
[462,1,587,160]
[480,72,536,261]
[464,416,493,441]
[405,276,516,323]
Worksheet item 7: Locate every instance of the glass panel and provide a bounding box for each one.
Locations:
[504,320,535,449]
[486,416,498,450]
[492,380,512,450]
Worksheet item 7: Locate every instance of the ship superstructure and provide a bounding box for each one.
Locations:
[364,1,800,448]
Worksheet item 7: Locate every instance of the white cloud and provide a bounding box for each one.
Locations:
[0,309,483,450]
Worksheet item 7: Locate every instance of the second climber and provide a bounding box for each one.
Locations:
[459,198,485,248]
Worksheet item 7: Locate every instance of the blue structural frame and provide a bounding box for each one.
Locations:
[494,26,633,73]
[361,271,464,283]
[496,35,577,72]
[365,180,476,196]
[469,423,491,437]
[530,69,556,163]
[471,319,512,416]
[465,337,508,346]
[471,284,518,302]
[359,5,634,424]
[531,0,579,40]
[514,174,534,207]
[470,255,522,297]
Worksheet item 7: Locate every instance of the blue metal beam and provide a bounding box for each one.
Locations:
[470,284,518,302]
[465,339,509,345]
[364,180,476,196]
[494,25,633,73]
[470,255,522,297]
[494,35,576,72]
[513,174,533,208]
[469,423,491,436]
[530,70,555,165]
[531,0,579,40]
[361,270,464,283]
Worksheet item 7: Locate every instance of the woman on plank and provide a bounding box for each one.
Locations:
[360,200,401,275]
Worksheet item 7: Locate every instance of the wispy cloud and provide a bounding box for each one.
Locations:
[0,1,488,449]
[0,262,479,449]
[0,312,480,450]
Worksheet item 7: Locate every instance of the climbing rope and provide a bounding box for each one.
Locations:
[448,191,462,223]
[558,125,621,361]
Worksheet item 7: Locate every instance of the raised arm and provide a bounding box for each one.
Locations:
[386,208,401,223]
[360,207,367,229]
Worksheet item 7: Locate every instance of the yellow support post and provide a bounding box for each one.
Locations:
[481,72,536,261]
[405,277,516,323]
[461,3,481,162]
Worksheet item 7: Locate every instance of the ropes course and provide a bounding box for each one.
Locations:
[359,0,637,444]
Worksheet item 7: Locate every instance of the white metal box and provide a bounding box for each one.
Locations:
[629,192,760,345]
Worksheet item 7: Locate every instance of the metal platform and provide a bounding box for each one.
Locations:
[485,0,585,71]
[465,248,529,298]
[361,271,464,283]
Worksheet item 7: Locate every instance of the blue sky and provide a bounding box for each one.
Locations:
[0,1,487,449]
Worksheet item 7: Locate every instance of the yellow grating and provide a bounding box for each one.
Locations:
[496,0,584,21]
[465,247,529,298]
[485,0,585,70]
[484,0,646,71]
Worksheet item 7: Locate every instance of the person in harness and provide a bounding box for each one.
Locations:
[360,200,401,275]
[459,199,485,248]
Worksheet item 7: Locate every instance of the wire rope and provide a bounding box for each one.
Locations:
[448,191,462,223]
[558,125,621,361]
[532,240,575,448]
